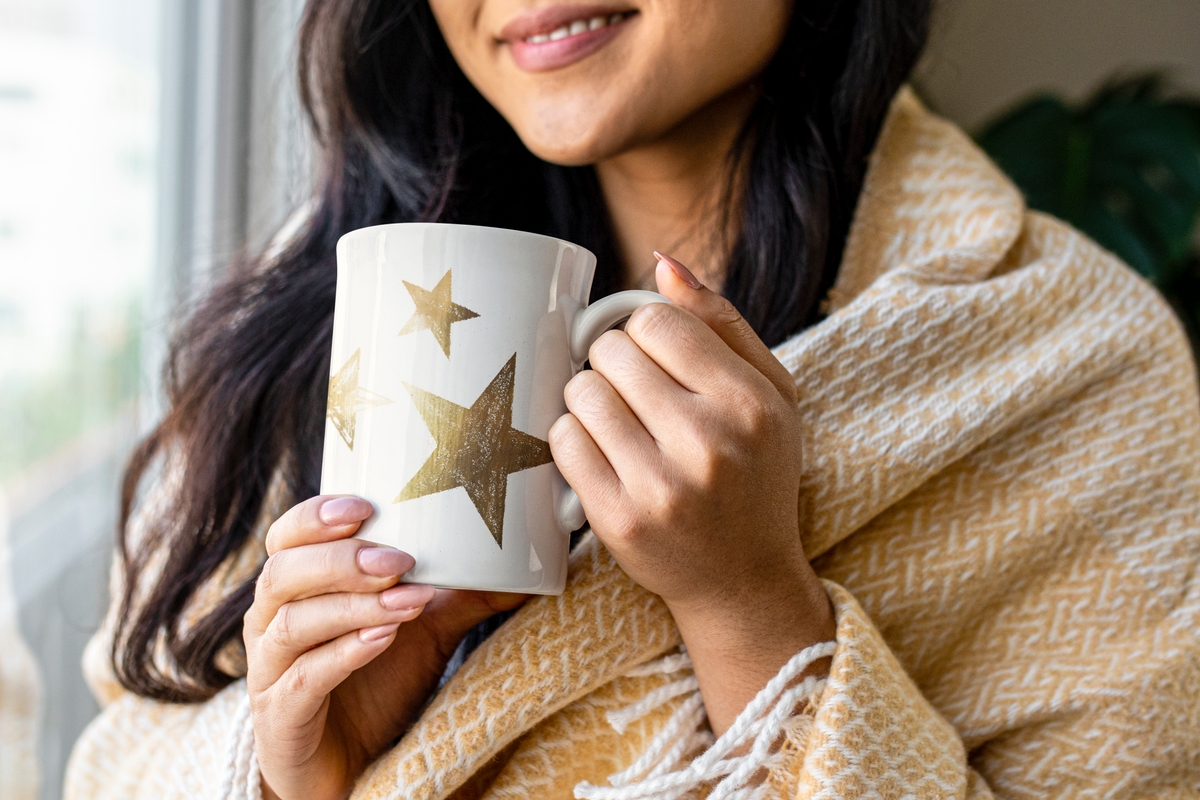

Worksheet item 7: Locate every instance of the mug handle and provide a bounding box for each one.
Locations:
[557,290,670,531]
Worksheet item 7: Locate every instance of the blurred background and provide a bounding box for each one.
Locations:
[0,1,1197,797]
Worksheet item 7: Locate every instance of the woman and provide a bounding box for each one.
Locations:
[66,0,1200,798]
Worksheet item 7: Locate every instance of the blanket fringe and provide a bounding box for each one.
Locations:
[575,641,835,800]
[217,689,259,800]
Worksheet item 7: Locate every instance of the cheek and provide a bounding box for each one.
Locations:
[659,0,792,99]
[427,0,489,84]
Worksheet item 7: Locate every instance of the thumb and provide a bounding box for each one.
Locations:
[653,252,797,401]
[422,589,528,643]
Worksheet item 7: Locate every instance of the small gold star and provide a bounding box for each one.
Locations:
[395,355,552,548]
[398,270,480,358]
[326,349,391,450]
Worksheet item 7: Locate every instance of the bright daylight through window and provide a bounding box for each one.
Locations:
[0,1,159,797]
[0,5,157,495]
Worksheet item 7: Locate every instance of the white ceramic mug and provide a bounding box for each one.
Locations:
[321,222,666,594]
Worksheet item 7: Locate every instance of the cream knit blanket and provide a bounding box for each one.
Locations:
[61,88,1200,799]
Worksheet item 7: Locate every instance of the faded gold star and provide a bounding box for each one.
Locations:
[395,355,552,548]
[326,349,391,450]
[398,270,480,358]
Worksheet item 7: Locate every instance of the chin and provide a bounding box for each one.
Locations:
[521,134,613,167]
[510,108,631,167]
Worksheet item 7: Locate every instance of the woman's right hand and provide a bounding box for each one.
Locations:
[243,495,525,800]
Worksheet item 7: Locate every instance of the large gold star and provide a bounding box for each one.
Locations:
[326,349,392,450]
[397,270,480,358]
[395,355,552,547]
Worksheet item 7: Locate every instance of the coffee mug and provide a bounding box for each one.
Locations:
[320,223,666,594]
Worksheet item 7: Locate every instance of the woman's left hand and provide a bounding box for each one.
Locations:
[548,253,835,734]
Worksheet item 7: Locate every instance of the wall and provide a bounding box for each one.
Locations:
[917,0,1200,131]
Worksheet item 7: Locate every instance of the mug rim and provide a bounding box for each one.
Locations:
[336,221,596,260]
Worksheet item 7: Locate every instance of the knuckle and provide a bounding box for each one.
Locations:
[285,661,310,695]
[626,302,677,341]
[264,500,304,555]
[549,416,595,472]
[317,540,350,578]
[587,328,628,367]
[336,591,357,622]
[331,633,357,669]
[548,413,577,447]
[270,602,296,647]
[726,389,775,436]
[608,475,674,541]
[606,508,641,545]
[564,370,606,410]
[680,410,715,443]
[256,555,281,599]
[264,521,281,556]
[713,296,744,329]
[265,496,327,555]
[248,687,269,717]
[645,473,678,516]
[770,365,799,404]
[674,417,740,487]
[695,442,736,488]
[742,395,773,429]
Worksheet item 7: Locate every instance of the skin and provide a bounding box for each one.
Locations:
[433,0,790,283]
[250,2,835,798]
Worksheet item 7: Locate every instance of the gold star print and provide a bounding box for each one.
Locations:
[326,349,392,450]
[395,355,553,548]
[397,270,480,358]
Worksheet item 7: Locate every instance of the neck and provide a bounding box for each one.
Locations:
[595,84,759,290]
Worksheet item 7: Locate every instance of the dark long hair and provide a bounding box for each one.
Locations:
[114,0,930,702]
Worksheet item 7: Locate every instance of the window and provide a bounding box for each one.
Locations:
[0,1,160,796]
[0,1,307,796]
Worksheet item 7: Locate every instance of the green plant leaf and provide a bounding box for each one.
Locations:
[977,97,1073,218]
[977,74,1200,287]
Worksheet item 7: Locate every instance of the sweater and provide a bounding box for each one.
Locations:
[62,88,1200,799]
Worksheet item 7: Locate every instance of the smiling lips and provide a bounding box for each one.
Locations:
[501,6,636,73]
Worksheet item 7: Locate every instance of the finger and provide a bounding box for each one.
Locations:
[586,328,694,443]
[621,298,770,402]
[244,540,415,638]
[548,412,624,520]
[261,623,401,731]
[563,366,659,476]
[420,589,530,646]
[248,583,436,692]
[653,253,797,402]
[265,495,374,556]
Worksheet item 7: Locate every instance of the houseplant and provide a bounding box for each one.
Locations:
[975,76,1200,346]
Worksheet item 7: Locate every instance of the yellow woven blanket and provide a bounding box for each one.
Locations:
[64,88,1200,799]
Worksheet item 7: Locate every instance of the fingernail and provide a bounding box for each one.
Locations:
[654,251,703,289]
[319,497,371,526]
[359,623,400,642]
[380,583,436,611]
[357,546,415,577]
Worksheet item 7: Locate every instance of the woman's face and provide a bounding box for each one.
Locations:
[427,0,793,165]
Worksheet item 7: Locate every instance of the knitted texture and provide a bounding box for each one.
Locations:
[60,88,1200,798]
[0,508,40,800]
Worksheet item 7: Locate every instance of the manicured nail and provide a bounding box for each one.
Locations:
[319,497,371,526]
[654,251,703,289]
[359,623,400,642]
[357,546,415,577]
[380,583,437,611]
